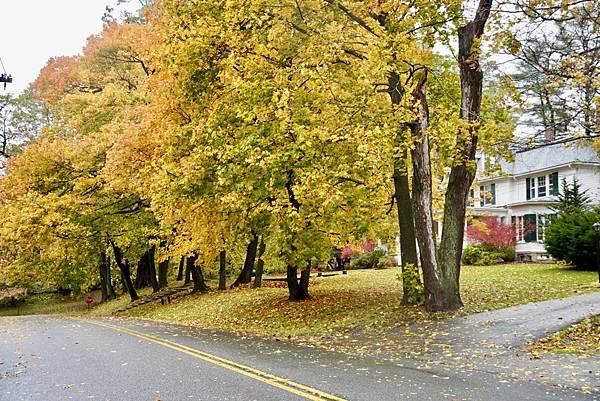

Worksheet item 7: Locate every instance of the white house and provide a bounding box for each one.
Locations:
[471,137,600,261]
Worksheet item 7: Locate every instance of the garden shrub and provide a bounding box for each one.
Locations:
[545,208,600,269]
[462,244,515,266]
[376,256,398,269]
[465,217,517,265]
[349,249,387,269]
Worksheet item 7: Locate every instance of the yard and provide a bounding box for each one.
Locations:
[2,263,597,340]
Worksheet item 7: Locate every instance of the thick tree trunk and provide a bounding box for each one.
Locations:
[253,237,266,288]
[188,253,209,293]
[177,256,185,281]
[231,233,259,288]
[434,0,492,311]
[110,241,138,302]
[218,250,227,290]
[388,70,420,304]
[287,261,310,301]
[147,246,160,293]
[407,72,450,310]
[158,257,170,289]
[135,252,150,289]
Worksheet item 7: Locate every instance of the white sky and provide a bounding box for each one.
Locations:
[0,0,137,95]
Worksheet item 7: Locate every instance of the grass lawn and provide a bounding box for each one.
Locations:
[0,293,87,317]
[529,315,600,355]
[100,263,598,337]
[2,264,597,339]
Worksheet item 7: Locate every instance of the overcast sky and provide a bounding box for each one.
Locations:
[0,0,137,95]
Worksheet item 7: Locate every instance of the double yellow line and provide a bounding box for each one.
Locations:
[82,319,347,401]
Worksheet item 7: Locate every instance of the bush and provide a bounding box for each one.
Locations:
[396,264,425,305]
[466,217,516,249]
[0,288,26,308]
[545,208,600,269]
[376,256,398,269]
[349,249,387,270]
[462,244,515,266]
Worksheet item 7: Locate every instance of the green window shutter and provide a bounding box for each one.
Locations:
[526,178,531,200]
[511,216,517,241]
[490,183,496,205]
[550,172,559,195]
[523,214,537,242]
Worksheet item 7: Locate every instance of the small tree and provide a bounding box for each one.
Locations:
[552,178,590,214]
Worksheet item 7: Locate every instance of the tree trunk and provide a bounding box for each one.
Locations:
[388,70,420,305]
[434,0,492,312]
[105,254,116,299]
[287,260,310,301]
[158,257,170,289]
[407,72,449,310]
[284,170,310,301]
[230,233,259,288]
[110,241,138,302]
[99,248,115,302]
[177,256,185,281]
[218,250,227,290]
[184,257,192,284]
[253,237,266,288]
[99,252,108,302]
[188,253,209,293]
[147,246,160,293]
[135,252,150,289]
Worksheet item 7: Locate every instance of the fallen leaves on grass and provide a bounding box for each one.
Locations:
[529,315,600,355]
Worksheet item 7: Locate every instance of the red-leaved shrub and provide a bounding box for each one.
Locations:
[466,217,516,250]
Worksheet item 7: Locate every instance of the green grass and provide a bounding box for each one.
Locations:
[529,315,600,355]
[1,264,597,339]
[0,293,87,316]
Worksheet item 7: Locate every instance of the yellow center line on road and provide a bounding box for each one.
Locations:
[79,319,347,401]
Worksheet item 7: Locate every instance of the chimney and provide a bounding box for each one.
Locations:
[544,127,555,143]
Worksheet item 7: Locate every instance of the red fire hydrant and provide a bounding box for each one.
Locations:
[84,296,94,310]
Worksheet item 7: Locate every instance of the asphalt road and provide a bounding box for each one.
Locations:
[1,315,596,401]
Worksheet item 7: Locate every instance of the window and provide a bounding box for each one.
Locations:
[529,178,536,199]
[479,185,485,206]
[537,214,554,242]
[479,184,496,206]
[514,215,538,242]
[538,176,546,197]
[468,189,475,207]
[523,214,537,242]
[526,173,558,200]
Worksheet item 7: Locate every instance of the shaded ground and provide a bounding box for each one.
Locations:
[0,315,594,401]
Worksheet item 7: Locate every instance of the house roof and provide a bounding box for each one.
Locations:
[486,137,600,178]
